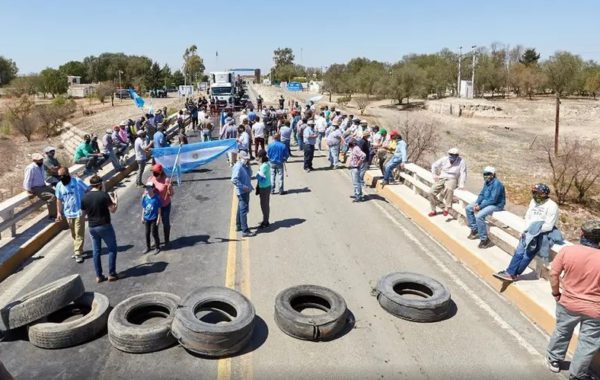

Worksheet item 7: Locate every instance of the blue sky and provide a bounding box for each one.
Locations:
[1,0,599,75]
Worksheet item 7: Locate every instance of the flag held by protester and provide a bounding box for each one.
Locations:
[127,88,145,109]
[152,139,237,184]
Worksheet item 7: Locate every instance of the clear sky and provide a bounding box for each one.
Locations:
[1,0,599,75]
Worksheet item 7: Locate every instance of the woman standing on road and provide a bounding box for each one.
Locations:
[149,164,174,249]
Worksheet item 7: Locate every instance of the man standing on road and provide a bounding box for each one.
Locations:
[267,133,289,195]
[357,130,371,191]
[546,220,600,380]
[55,167,90,263]
[134,130,150,187]
[278,95,285,110]
[381,131,407,187]
[303,119,317,172]
[348,138,367,202]
[279,120,293,157]
[43,146,61,186]
[149,164,174,249]
[315,112,328,151]
[428,148,467,217]
[81,175,119,283]
[23,153,57,220]
[465,167,506,249]
[252,116,266,158]
[326,122,345,169]
[231,151,254,237]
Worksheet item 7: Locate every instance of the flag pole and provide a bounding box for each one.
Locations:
[170,144,183,186]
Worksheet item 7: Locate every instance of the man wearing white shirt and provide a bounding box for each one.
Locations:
[23,153,57,219]
[251,116,266,158]
[429,148,467,217]
[315,112,328,151]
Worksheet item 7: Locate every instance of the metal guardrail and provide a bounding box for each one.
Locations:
[0,111,189,241]
[398,163,570,279]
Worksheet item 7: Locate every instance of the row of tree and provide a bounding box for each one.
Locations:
[1,46,207,98]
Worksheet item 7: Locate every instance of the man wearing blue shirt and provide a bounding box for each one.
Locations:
[267,133,289,195]
[231,151,254,237]
[381,131,407,186]
[153,125,167,148]
[465,166,506,249]
[55,167,90,263]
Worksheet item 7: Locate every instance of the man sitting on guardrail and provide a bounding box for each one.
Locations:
[428,148,467,217]
[73,134,102,175]
[546,220,600,380]
[381,131,407,187]
[465,166,506,249]
[23,153,57,220]
[494,183,562,282]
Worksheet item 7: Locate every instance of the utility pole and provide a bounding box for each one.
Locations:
[118,70,123,102]
[457,46,462,98]
[471,45,477,98]
[555,93,560,154]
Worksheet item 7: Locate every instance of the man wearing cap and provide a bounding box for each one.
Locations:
[315,112,328,151]
[381,131,407,187]
[545,220,600,379]
[55,167,90,263]
[103,128,124,172]
[43,146,61,186]
[429,148,467,217]
[279,120,293,157]
[267,133,289,195]
[154,109,164,125]
[465,167,506,249]
[326,121,345,169]
[134,130,150,187]
[231,151,254,237]
[74,134,102,174]
[153,124,167,149]
[23,153,57,219]
[303,119,318,172]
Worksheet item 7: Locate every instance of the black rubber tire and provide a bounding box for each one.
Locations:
[376,272,451,322]
[107,292,180,353]
[27,292,109,349]
[0,274,85,331]
[171,286,255,357]
[274,285,349,341]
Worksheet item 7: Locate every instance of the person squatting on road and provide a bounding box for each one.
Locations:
[267,133,289,195]
[494,183,562,282]
[381,131,406,187]
[465,166,506,249]
[256,149,271,228]
[55,167,90,263]
[81,175,119,283]
[428,148,467,217]
[141,181,161,254]
[545,220,600,380]
[231,151,254,237]
[149,164,174,249]
[347,138,367,202]
[23,153,57,220]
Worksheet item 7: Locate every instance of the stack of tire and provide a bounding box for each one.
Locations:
[0,274,109,348]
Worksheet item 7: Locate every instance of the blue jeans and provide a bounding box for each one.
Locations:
[236,192,250,233]
[283,140,291,156]
[317,132,325,150]
[104,150,123,171]
[359,160,369,188]
[351,168,362,199]
[465,203,501,241]
[303,144,315,169]
[297,132,304,151]
[89,224,117,277]
[506,234,541,276]
[547,303,600,379]
[161,203,171,242]
[328,145,340,167]
[270,163,284,193]
[383,156,403,182]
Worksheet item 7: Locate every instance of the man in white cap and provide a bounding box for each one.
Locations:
[303,119,318,172]
[465,166,506,248]
[102,128,124,172]
[23,152,57,219]
[429,147,467,217]
[43,146,61,186]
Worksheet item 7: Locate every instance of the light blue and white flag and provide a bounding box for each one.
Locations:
[152,139,237,184]
[127,88,145,109]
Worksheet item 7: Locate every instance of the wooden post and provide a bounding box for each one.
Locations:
[554,93,560,154]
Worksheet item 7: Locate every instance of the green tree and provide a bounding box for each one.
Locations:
[273,47,295,67]
[475,47,507,98]
[6,95,38,142]
[512,63,545,99]
[95,81,115,104]
[322,64,351,100]
[0,56,18,86]
[161,64,172,87]
[519,48,541,67]
[59,60,88,82]
[385,63,426,104]
[183,45,205,84]
[40,68,68,98]
[354,61,386,97]
[145,62,163,89]
[8,74,41,96]
[172,70,185,86]
[584,67,600,99]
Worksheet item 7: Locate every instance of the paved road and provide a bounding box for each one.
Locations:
[0,131,563,379]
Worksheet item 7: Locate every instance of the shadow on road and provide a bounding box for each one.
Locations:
[120,261,168,279]
[285,187,311,194]
[258,218,306,233]
[188,168,213,173]
[168,234,211,249]
[181,176,231,183]
[363,193,389,203]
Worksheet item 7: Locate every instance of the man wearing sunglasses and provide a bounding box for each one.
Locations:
[465,166,506,248]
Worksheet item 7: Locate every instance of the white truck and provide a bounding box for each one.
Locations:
[209,71,236,110]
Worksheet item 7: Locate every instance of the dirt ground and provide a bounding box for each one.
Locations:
[252,84,600,240]
[0,95,185,202]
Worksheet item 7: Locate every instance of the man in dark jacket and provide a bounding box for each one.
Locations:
[465,166,506,249]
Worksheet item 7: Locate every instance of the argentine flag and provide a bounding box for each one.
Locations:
[127,88,145,108]
[152,139,237,184]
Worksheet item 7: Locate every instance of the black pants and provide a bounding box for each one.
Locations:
[144,218,160,249]
[303,144,315,170]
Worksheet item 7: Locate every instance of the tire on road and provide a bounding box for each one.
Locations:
[28,292,110,349]
[0,274,85,331]
[376,272,451,322]
[107,292,180,353]
[274,285,349,341]
[171,286,255,357]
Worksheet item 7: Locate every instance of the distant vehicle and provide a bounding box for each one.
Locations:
[114,89,131,99]
[150,88,167,98]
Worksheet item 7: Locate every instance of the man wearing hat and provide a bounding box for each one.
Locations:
[134,130,149,187]
[428,148,467,217]
[43,146,61,186]
[231,151,254,237]
[357,129,372,194]
[465,166,506,249]
[381,131,407,187]
[23,153,57,219]
[315,112,328,151]
[303,119,318,172]
[103,128,124,172]
[326,121,345,169]
[74,134,102,174]
[546,220,600,380]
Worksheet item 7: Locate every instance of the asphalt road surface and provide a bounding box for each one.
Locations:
[0,133,563,379]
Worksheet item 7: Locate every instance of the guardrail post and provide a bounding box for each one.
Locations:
[8,209,16,237]
[412,171,418,194]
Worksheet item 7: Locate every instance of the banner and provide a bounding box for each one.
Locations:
[152,139,237,183]
[127,88,145,108]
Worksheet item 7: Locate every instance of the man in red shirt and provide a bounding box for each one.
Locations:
[546,221,600,379]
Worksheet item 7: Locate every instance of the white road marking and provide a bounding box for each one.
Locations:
[372,200,540,356]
